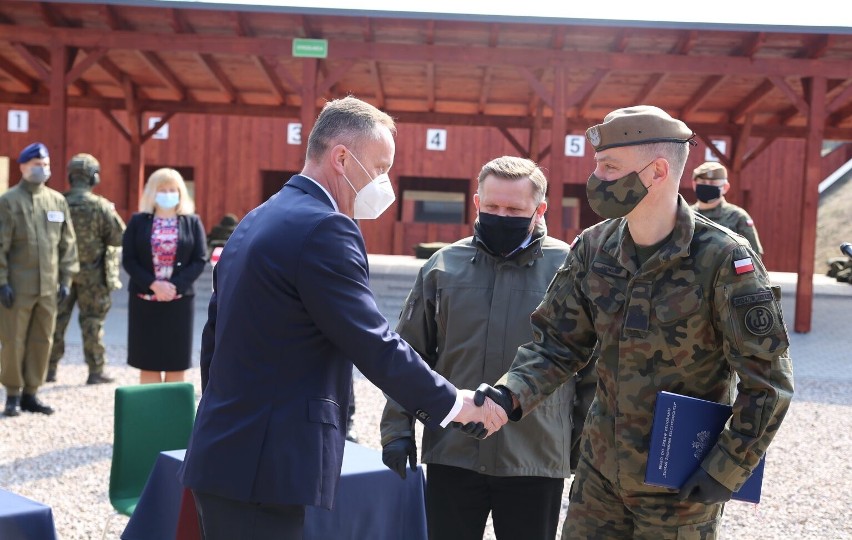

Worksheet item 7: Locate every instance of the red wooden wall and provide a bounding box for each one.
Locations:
[2,103,849,272]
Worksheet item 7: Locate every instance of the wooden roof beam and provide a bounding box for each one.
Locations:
[136,51,188,101]
[798,34,831,59]
[0,54,39,93]
[518,66,552,109]
[64,48,106,86]
[827,81,852,115]
[171,9,238,104]
[734,32,765,57]
[368,60,385,108]
[577,31,627,116]
[730,79,775,122]
[232,15,287,105]
[567,69,607,112]
[769,75,809,116]
[477,25,501,114]
[7,24,852,78]
[11,43,50,83]
[634,31,694,104]
[681,75,727,119]
[498,126,528,157]
[425,62,435,111]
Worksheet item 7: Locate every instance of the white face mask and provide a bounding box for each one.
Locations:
[155,192,180,210]
[343,149,396,220]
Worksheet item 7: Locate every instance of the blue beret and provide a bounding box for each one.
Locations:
[18,142,49,163]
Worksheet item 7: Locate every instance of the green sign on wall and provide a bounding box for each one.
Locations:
[292,38,328,59]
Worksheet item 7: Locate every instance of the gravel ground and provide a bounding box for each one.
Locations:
[2,344,851,539]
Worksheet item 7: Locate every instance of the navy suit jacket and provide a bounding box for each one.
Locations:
[179,175,457,509]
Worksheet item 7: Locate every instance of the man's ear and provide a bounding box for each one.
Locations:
[649,158,670,188]
[721,182,731,195]
[329,144,348,174]
[473,192,481,212]
[536,199,548,218]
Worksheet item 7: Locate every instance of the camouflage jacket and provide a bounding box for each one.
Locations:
[64,186,125,286]
[382,224,595,478]
[0,181,78,295]
[497,195,794,494]
[692,200,763,256]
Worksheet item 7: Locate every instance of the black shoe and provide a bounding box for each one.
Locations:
[86,372,115,385]
[345,429,359,443]
[45,368,57,383]
[3,396,21,417]
[20,394,54,415]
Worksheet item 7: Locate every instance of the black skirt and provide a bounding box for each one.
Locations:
[127,294,195,371]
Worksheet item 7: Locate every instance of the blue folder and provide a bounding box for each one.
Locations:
[645,391,765,503]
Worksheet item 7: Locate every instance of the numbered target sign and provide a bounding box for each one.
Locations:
[426,129,447,151]
[705,140,726,162]
[148,117,169,140]
[287,123,302,145]
[7,110,29,133]
[565,135,585,157]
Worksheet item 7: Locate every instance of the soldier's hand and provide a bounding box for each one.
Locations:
[474,383,516,418]
[0,284,14,308]
[382,437,417,479]
[677,467,733,505]
[57,284,70,303]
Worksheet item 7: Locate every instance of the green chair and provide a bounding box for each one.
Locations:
[101,382,196,538]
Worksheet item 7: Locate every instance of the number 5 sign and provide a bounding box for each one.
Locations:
[565,135,585,157]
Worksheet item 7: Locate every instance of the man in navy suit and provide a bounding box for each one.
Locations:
[179,96,506,539]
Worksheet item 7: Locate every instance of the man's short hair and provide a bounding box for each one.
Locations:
[635,142,690,182]
[477,156,547,206]
[306,96,396,161]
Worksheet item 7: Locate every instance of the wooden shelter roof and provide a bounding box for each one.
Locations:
[1,1,852,140]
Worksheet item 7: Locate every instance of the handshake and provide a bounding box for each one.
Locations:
[382,384,516,479]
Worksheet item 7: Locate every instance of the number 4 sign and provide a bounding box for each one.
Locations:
[426,128,447,151]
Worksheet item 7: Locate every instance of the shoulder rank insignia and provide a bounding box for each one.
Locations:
[733,256,755,275]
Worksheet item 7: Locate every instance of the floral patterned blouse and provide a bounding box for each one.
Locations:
[138,216,183,301]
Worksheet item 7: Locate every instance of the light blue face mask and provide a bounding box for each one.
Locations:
[155,192,180,210]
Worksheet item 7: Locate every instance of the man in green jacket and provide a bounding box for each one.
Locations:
[0,142,79,416]
[480,107,793,539]
[48,153,125,385]
[381,156,596,540]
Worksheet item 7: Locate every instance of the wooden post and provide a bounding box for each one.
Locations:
[548,66,566,240]
[794,76,826,333]
[300,60,318,168]
[123,78,145,213]
[49,41,68,185]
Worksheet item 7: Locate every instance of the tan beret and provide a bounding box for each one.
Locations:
[585,105,694,152]
[692,162,727,181]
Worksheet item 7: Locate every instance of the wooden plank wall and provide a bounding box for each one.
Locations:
[1,104,849,272]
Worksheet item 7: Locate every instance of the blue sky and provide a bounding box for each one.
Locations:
[161,0,852,29]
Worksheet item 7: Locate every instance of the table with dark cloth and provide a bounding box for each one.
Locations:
[0,488,59,540]
[122,441,428,540]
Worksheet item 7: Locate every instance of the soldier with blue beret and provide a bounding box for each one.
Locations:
[1,142,79,416]
[476,106,794,539]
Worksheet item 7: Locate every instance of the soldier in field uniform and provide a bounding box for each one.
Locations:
[691,161,764,256]
[1,143,78,416]
[477,106,794,539]
[48,153,125,385]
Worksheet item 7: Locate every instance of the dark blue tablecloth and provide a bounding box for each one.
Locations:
[122,441,427,540]
[0,488,59,540]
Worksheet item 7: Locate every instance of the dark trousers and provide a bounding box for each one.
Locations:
[192,490,305,540]
[425,464,564,540]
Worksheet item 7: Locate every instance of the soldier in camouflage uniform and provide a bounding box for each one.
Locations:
[477,106,794,539]
[47,154,125,385]
[1,143,78,416]
[691,162,764,256]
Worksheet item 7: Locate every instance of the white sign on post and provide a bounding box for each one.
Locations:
[287,123,302,145]
[426,128,447,151]
[148,117,169,140]
[565,135,586,157]
[7,110,29,133]
[705,140,726,162]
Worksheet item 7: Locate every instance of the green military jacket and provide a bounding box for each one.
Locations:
[64,186,125,287]
[0,181,79,296]
[692,200,763,256]
[497,195,793,494]
[382,224,591,478]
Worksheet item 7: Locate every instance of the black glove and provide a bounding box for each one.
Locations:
[0,284,14,309]
[382,437,417,479]
[451,420,488,439]
[677,467,734,505]
[57,284,70,303]
[474,383,515,417]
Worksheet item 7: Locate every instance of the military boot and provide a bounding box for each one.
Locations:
[3,395,21,417]
[45,367,57,383]
[86,372,115,385]
[20,394,54,415]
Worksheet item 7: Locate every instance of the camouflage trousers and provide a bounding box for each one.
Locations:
[562,458,722,540]
[49,281,112,374]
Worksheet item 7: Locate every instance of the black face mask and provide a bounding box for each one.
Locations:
[695,184,723,203]
[475,211,534,256]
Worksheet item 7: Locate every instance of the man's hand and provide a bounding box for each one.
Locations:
[382,437,417,479]
[677,467,733,505]
[57,284,70,303]
[452,389,509,439]
[0,284,13,309]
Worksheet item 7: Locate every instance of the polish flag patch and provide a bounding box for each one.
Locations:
[734,257,755,275]
[210,246,224,268]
